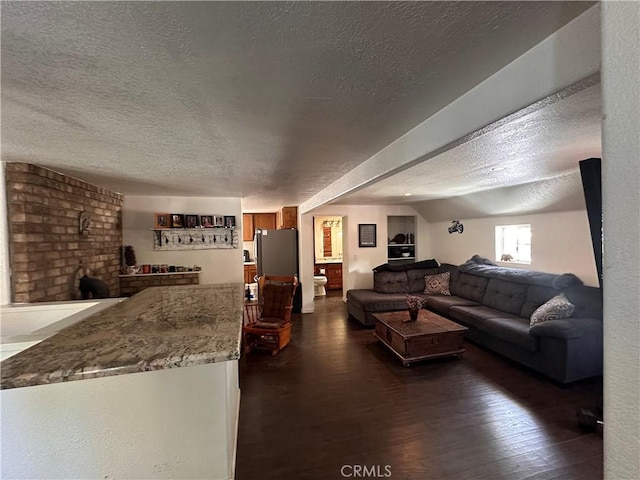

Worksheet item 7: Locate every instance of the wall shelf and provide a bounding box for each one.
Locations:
[152,228,238,251]
[387,216,416,264]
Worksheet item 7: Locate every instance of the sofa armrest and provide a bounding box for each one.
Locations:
[529,317,602,339]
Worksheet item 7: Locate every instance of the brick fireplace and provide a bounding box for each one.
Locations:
[5,163,123,302]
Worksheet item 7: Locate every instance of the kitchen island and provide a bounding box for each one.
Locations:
[1,283,244,480]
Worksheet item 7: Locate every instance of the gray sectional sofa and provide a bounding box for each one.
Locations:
[346,257,603,384]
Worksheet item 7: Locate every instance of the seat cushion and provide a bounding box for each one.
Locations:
[248,320,282,330]
[482,317,538,352]
[448,305,520,330]
[348,290,426,313]
[425,296,481,316]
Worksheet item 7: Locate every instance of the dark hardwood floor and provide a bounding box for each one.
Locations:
[236,292,603,480]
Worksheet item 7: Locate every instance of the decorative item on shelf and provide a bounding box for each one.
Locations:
[154,213,170,229]
[170,214,185,228]
[152,227,238,250]
[406,233,414,244]
[404,294,424,323]
[121,245,139,274]
[390,233,406,244]
[448,220,464,234]
[200,215,214,228]
[224,215,236,228]
[185,214,200,228]
[213,215,225,228]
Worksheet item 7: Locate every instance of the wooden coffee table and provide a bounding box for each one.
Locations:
[373,310,468,366]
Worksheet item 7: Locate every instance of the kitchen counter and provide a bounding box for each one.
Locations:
[243,261,256,265]
[315,259,343,264]
[0,283,244,390]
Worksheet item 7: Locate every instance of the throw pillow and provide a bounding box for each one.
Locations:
[530,293,575,327]
[424,272,451,295]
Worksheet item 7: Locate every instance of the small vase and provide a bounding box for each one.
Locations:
[407,308,419,322]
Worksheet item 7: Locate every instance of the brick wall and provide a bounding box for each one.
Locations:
[5,163,123,302]
[120,273,200,297]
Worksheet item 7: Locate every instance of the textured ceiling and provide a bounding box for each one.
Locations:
[1,1,595,211]
[336,81,602,207]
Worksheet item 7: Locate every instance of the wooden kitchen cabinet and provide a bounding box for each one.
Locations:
[277,206,298,229]
[242,214,254,241]
[243,213,277,241]
[315,263,343,290]
[253,213,277,230]
[244,264,257,284]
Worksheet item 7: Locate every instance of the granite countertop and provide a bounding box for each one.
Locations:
[315,258,343,264]
[0,284,244,390]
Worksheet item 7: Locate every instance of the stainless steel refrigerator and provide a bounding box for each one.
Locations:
[254,228,299,277]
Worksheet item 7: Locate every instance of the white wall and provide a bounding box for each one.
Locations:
[1,361,239,480]
[426,210,599,287]
[0,163,11,305]
[123,196,243,285]
[602,2,640,478]
[299,204,430,313]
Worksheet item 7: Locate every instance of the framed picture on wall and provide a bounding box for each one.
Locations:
[224,215,236,228]
[170,214,184,228]
[213,215,225,228]
[358,223,377,248]
[200,215,214,228]
[154,213,170,229]
[185,214,199,229]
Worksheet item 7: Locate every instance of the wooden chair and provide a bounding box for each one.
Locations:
[242,275,298,356]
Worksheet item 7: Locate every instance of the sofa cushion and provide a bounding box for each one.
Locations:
[482,317,538,352]
[347,289,421,313]
[482,278,528,316]
[426,296,481,316]
[374,271,409,294]
[449,305,520,330]
[529,317,603,339]
[520,285,559,318]
[449,271,488,303]
[563,285,603,320]
[406,268,440,293]
[530,293,575,327]
[423,272,451,295]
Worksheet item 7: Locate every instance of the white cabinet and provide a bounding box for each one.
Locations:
[387,216,416,265]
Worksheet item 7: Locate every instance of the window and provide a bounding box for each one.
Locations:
[495,224,531,264]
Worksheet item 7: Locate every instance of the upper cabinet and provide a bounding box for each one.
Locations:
[277,206,298,229]
[242,213,277,241]
[242,214,254,241]
[254,213,277,230]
